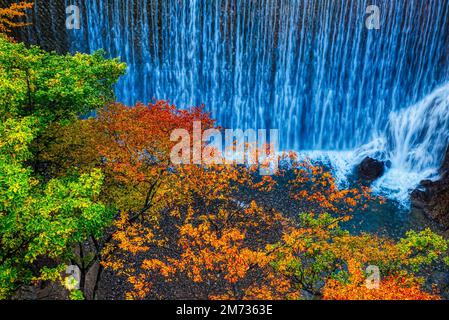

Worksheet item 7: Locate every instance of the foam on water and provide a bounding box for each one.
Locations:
[302,83,449,206]
[294,148,435,207]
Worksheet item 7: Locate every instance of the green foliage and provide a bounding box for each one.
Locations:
[0,37,124,298]
[0,118,114,298]
[0,37,126,124]
[269,213,449,298]
[69,289,85,300]
[268,213,349,296]
[396,228,449,273]
[1,24,448,301]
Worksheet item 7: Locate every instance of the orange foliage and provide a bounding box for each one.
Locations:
[323,260,439,300]
[45,101,216,215]
[85,102,291,299]
[103,162,295,300]
[288,159,377,214]
[0,1,33,36]
[96,101,213,182]
[98,122,437,300]
[41,101,445,301]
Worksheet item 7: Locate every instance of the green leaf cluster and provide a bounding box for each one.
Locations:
[0,37,126,125]
[0,38,124,299]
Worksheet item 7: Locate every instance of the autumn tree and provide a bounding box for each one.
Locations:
[270,214,449,299]
[100,150,449,300]
[286,157,375,215]
[35,100,449,300]
[39,101,283,299]
[37,101,217,298]
[323,266,440,300]
[102,163,296,300]
[97,152,361,299]
[263,161,449,300]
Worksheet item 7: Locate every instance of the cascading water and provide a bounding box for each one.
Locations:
[322,82,449,204]
[21,0,449,203]
[373,83,449,202]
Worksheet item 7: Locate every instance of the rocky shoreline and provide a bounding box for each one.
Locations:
[411,148,449,233]
[354,148,449,235]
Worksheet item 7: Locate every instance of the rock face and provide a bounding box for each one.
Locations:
[10,0,70,54]
[411,148,449,231]
[357,157,385,182]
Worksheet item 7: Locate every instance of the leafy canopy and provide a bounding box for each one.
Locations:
[0,37,126,124]
[0,25,125,299]
[0,118,114,299]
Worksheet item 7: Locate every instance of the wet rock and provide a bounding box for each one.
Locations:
[13,281,68,300]
[440,147,449,177]
[357,157,385,182]
[410,189,428,209]
[411,147,449,231]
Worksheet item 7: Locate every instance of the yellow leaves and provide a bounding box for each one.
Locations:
[109,212,157,255]
[126,274,151,300]
[174,219,282,292]
[346,258,365,284]
[101,258,125,272]
[252,175,276,192]
[288,159,380,216]
[241,272,298,300]
[297,190,308,199]
[344,197,357,207]
[178,222,249,280]
[115,206,290,299]
[94,131,438,301]
[329,234,403,265]
[142,259,174,277]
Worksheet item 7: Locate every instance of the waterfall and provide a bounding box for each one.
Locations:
[20,0,449,202]
[370,83,449,202]
[61,0,449,148]
[387,84,449,174]
[331,83,449,203]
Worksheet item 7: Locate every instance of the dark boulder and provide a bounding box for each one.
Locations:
[357,157,385,182]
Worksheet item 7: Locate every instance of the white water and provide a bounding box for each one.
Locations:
[378,83,449,203]
[304,83,449,205]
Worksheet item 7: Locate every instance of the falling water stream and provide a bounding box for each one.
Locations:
[19,0,449,205]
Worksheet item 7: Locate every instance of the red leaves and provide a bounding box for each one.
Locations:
[93,102,441,301]
[95,101,214,183]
